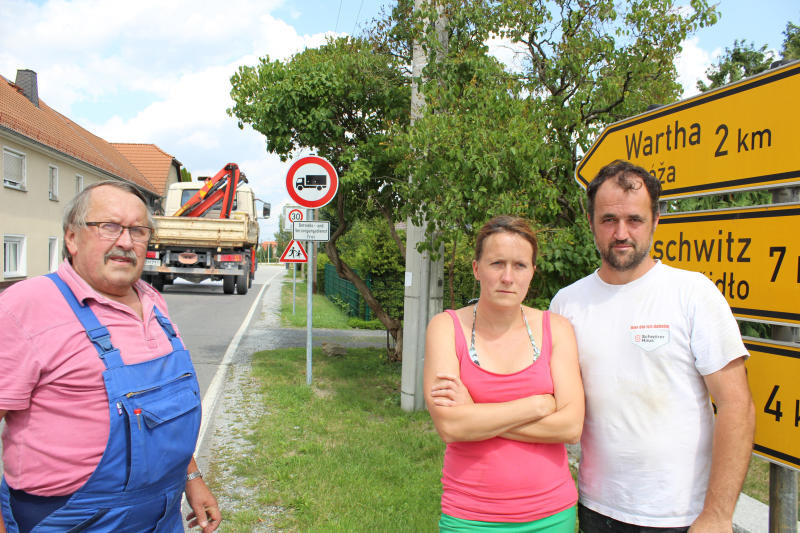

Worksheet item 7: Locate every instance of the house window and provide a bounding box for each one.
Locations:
[75,174,84,194]
[48,237,59,272]
[3,147,26,190]
[3,235,26,277]
[49,165,59,201]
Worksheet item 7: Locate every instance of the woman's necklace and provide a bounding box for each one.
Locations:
[469,301,541,367]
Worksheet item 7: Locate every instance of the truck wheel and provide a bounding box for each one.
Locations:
[152,275,165,292]
[223,275,235,294]
[236,272,249,295]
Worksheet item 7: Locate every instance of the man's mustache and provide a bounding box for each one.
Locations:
[104,248,138,265]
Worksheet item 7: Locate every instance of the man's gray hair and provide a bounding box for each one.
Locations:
[62,181,155,261]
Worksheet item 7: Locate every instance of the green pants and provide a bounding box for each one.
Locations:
[440,506,577,532]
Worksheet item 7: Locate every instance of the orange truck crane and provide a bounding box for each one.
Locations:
[142,163,269,294]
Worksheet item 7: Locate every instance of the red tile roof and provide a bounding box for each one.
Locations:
[0,73,158,195]
[112,143,181,196]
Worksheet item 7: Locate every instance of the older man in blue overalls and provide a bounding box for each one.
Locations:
[0,181,221,532]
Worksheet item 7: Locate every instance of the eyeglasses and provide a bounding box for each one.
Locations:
[85,222,152,243]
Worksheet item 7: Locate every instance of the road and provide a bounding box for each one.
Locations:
[161,265,279,397]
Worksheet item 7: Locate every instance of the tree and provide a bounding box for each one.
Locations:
[698,21,799,92]
[784,22,800,60]
[229,36,412,360]
[229,0,719,359]
[696,40,775,92]
[394,0,718,300]
[180,167,192,182]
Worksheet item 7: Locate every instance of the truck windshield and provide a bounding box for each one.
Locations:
[180,189,238,215]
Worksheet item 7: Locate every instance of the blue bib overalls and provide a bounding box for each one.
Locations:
[0,274,202,532]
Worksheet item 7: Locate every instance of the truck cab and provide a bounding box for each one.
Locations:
[163,181,259,219]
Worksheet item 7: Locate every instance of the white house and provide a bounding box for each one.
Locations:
[1,69,166,288]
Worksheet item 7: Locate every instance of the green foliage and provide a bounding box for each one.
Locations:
[347,317,386,330]
[179,167,192,182]
[327,295,352,316]
[394,0,718,299]
[785,22,800,60]
[697,40,775,92]
[698,20,799,92]
[336,218,404,278]
[666,189,772,213]
[274,225,292,262]
[316,252,331,293]
[229,0,721,320]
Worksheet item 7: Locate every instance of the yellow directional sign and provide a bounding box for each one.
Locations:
[576,60,800,199]
[744,338,800,471]
[652,203,800,325]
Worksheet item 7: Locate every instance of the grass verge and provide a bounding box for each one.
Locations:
[281,280,352,329]
[207,347,445,532]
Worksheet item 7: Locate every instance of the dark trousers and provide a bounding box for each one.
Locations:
[8,487,72,533]
[578,504,690,533]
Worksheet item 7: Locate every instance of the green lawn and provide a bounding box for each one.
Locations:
[207,346,444,532]
[280,279,352,329]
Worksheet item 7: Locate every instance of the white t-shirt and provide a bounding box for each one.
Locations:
[550,261,747,527]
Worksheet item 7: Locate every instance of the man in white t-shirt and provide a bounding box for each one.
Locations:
[550,160,755,533]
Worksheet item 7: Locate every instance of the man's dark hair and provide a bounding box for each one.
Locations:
[586,160,662,219]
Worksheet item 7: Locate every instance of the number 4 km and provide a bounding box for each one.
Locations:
[764,385,783,421]
[763,384,800,426]
[768,246,800,283]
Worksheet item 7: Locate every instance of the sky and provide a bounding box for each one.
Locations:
[1,0,798,241]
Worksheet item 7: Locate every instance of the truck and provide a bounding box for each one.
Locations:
[142,163,269,295]
[295,174,327,191]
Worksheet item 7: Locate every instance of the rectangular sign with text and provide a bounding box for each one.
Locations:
[744,338,800,471]
[576,61,800,198]
[292,221,330,242]
[652,204,800,326]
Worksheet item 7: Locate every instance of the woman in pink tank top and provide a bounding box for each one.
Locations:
[424,216,584,532]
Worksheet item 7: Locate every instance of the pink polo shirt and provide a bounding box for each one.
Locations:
[0,261,182,496]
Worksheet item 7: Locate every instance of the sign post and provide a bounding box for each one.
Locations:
[285,156,339,385]
[279,240,308,314]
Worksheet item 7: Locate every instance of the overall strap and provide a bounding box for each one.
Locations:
[152,306,185,352]
[46,273,124,369]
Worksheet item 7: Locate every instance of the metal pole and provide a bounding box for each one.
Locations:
[293,263,296,314]
[306,238,314,385]
[769,460,798,533]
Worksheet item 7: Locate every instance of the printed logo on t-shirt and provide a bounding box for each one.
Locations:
[630,323,670,351]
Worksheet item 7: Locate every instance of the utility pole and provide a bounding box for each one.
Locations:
[401,0,447,412]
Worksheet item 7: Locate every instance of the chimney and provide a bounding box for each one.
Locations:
[15,69,39,107]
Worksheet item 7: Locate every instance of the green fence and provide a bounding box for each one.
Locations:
[324,264,373,320]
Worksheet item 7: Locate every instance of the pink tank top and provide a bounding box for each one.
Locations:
[440,310,577,522]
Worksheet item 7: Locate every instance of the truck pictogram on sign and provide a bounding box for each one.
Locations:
[285,156,339,208]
